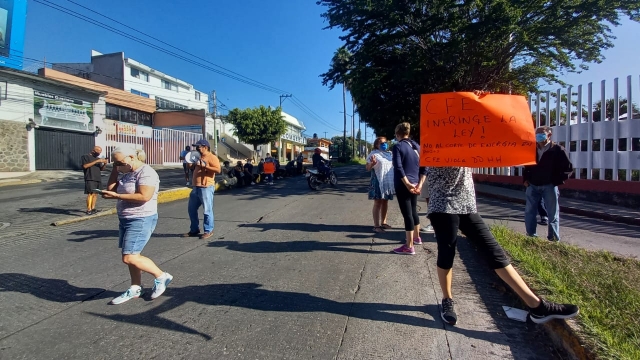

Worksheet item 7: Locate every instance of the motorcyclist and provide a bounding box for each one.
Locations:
[312,148,330,178]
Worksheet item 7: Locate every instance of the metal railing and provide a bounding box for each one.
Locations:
[104,120,203,165]
[474,75,640,181]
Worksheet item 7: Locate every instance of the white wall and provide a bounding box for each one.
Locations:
[124,63,209,110]
[0,72,105,171]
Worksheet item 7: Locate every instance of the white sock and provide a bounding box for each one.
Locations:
[130,285,142,291]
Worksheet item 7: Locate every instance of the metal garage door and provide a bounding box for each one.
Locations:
[35,128,95,170]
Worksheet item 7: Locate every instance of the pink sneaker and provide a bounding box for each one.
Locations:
[393,245,415,255]
[414,237,423,245]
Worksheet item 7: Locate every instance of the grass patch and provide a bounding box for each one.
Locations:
[332,158,366,167]
[491,226,640,360]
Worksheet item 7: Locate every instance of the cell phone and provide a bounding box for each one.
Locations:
[91,189,104,194]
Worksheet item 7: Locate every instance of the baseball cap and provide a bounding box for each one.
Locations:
[193,139,210,147]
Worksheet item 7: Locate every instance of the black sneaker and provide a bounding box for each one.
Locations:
[441,298,457,325]
[529,299,579,324]
[184,230,201,238]
[539,218,548,225]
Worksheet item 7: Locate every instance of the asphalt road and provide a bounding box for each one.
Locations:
[0,167,598,359]
[0,168,188,238]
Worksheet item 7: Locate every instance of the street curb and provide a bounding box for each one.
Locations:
[542,319,597,360]
[0,179,43,187]
[51,183,226,226]
[476,190,640,226]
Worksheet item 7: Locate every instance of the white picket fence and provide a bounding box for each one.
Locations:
[103,120,203,165]
[474,75,640,181]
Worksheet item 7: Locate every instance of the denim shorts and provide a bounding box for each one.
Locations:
[118,214,158,255]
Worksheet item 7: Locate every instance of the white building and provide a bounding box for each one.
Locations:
[52,50,209,111]
[278,111,307,161]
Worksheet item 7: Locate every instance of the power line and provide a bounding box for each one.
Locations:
[28,0,338,132]
[32,0,286,94]
[63,0,289,95]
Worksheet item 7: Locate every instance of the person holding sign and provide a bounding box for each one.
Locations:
[523,126,573,241]
[263,155,276,185]
[427,166,579,326]
[366,137,394,233]
[392,123,427,255]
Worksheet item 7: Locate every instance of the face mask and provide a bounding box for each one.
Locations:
[535,133,548,143]
[116,164,132,174]
[380,143,389,151]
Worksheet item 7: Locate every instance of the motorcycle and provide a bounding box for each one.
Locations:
[306,162,338,190]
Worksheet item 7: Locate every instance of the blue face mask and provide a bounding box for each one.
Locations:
[380,143,389,151]
[535,133,548,143]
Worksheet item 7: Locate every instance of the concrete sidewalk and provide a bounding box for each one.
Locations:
[475,183,640,226]
[0,168,559,359]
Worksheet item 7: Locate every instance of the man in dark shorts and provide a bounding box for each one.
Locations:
[81,146,106,215]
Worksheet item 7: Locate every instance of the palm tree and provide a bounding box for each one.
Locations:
[328,47,352,159]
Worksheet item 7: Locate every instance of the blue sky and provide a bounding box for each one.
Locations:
[22,0,640,137]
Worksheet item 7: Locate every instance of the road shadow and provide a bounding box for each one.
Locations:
[208,240,390,254]
[0,273,118,303]
[18,206,86,217]
[85,281,522,344]
[240,222,373,234]
[67,229,186,242]
[477,196,640,239]
[453,232,563,359]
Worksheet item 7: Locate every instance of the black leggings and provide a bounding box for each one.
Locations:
[429,213,510,270]
[395,185,420,231]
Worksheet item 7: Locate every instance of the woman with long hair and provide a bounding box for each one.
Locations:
[366,137,394,233]
[391,122,426,255]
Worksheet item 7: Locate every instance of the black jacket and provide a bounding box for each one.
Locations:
[523,142,573,186]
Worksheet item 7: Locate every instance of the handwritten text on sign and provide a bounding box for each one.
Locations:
[419,93,536,167]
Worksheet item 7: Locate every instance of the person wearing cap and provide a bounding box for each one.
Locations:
[186,139,221,240]
[100,146,173,305]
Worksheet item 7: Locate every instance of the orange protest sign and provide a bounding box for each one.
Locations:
[263,162,275,174]
[420,92,536,167]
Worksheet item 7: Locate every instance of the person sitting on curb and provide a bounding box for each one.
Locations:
[220,160,237,189]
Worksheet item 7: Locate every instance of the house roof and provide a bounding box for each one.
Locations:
[39,68,156,113]
[0,66,107,97]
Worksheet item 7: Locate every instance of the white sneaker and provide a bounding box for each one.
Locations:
[151,273,173,299]
[111,286,143,305]
[422,224,435,233]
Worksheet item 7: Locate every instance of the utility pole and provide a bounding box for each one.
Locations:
[279,94,292,108]
[351,100,355,158]
[212,90,217,154]
[358,113,362,158]
[323,131,328,139]
[342,83,347,159]
[364,125,367,157]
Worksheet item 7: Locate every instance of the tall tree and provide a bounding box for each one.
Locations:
[327,47,352,158]
[225,106,288,150]
[318,0,640,138]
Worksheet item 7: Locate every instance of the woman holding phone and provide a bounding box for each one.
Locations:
[100,146,173,305]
